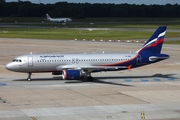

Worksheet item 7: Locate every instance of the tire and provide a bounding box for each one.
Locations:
[87,77,94,82]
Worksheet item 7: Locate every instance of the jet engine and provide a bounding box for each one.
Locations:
[62,70,82,80]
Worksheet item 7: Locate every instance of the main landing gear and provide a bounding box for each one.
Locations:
[26,72,94,82]
[81,70,95,82]
[87,76,94,82]
[85,72,94,82]
[27,72,32,81]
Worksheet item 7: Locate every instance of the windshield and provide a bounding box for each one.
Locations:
[12,59,22,62]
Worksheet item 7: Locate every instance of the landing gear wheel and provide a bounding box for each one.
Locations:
[87,77,94,82]
[27,72,32,82]
[27,78,31,81]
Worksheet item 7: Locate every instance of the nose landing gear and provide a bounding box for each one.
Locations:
[27,72,32,81]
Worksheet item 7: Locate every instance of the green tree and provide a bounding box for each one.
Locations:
[0,2,180,18]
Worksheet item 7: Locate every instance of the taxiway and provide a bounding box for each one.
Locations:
[0,38,180,120]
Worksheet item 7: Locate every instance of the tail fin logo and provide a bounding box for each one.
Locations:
[142,31,166,48]
[137,26,166,54]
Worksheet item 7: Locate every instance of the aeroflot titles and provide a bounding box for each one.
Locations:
[40,55,64,58]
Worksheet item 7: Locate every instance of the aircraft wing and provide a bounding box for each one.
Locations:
[56,65,132,70]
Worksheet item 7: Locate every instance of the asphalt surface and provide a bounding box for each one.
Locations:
[0,38,180,120]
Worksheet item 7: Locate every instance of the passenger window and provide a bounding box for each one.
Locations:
[19,60,22,62]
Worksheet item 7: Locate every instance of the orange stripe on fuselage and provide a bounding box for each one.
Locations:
[100,54,138,66]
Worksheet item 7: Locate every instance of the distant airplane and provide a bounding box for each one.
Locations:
[46,13,72,23]
[6,26,169,82]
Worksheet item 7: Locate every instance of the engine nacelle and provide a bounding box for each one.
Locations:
[62,70,81,80]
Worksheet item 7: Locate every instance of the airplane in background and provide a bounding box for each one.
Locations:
[6,26,169,82]
[46,13,72,23]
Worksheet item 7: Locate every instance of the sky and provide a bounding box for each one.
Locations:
[5,0,180,5]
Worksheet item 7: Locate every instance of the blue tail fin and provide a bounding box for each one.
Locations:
[137,26,166,54]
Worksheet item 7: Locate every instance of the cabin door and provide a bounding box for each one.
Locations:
[28,56,33,67]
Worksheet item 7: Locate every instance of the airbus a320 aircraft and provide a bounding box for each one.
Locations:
[46,13,72,23]
[6,26,169,82]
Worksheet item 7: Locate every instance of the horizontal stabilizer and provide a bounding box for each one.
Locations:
[149,55,169,62]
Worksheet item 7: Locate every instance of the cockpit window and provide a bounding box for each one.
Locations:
[12,59,22,62]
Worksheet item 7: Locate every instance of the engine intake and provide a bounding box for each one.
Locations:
[62,70,81,80]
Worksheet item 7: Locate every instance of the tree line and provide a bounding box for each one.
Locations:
[0,1,180,18]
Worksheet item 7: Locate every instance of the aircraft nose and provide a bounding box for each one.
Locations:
[6,63,16,71]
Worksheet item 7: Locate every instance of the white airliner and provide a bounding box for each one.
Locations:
[46,13,72,23]
[6,26,169,81]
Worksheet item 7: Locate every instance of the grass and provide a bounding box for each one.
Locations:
[165,41,180,44]
[0,28,179,41]
[0,17,180,44]
[3,23,180,29]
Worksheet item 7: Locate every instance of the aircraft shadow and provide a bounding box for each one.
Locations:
[13,77,63,81]
[13,77,133,86]
[65,79,133,86]
[94,79,133,86]
[95,73,177,79]
[83,73,177,86]
[12,73,177,86]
